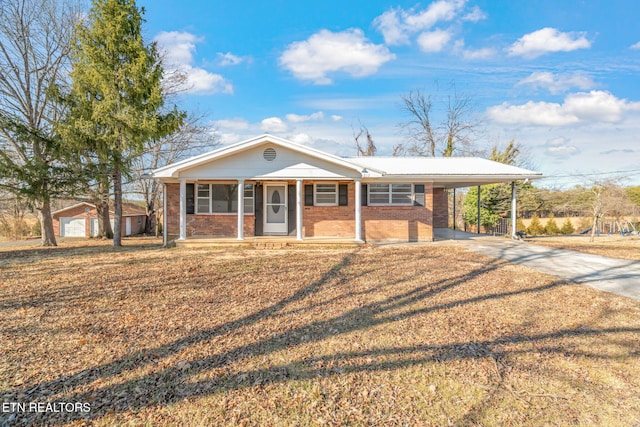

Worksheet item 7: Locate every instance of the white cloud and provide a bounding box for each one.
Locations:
[517,72,595,94]
[213,118,250,131]
[546,137,579,157]
[279,29,395,85]
[417,29,452,52]
[404,0,464,31]
[487,101,579,126]
[285,112,324,123]
[372,9,409,45]
[373,0,485,47]
[154,31,233,95]
[508,27,591,59]
[331,115,343,121]
[487,90,640,126]
[563,90,640,122]
[261,117,288,133]
[631,41,640,50]
[289,133,313,145]
[462,6,487,22]
[217,52,245,66]
[453,39,495,60]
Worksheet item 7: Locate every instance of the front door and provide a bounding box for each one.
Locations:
[264,183,287,234]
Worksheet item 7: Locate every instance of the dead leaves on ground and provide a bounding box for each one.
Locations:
[1,240,640,426]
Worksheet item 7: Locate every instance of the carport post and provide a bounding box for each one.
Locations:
[511,181,517,239]
[477,185,481,234]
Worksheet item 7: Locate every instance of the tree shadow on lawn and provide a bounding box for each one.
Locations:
[2,248,639,425]
[0,240,163,266]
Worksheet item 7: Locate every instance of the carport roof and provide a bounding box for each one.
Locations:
[348,156,542,188]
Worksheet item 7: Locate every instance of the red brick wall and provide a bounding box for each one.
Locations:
[362,183,434,242]
[433,188,449,228]
[303,182,355,238]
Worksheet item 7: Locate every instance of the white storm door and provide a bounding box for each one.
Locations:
[264,184,288,234]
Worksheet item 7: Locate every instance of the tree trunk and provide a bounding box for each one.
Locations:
[113,163,123,247]
[144,199,154,235]
[589,213,599,243]
[38,198,57,246]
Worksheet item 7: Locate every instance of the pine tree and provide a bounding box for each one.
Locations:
[63,0,182,247]
[560,218,575,235]
[544,215,560,235]
[527,214,544,236]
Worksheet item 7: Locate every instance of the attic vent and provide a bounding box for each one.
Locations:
[263,147,277,161]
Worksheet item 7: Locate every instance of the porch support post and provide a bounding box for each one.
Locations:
[355,179,362,241]
[477,185,481,235]
[296,179,303,240]
[179,178,186,240]
[163,183,167,246]
[511,181,517,239]
[237,179,244,240]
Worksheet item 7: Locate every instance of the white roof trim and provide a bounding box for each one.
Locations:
[152,134,376,178]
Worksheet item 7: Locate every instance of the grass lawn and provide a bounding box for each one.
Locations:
[1,238,639,426]
[525,235,640,262]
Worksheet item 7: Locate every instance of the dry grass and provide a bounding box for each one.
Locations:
[526,235,640,262]
[1,239,640,426]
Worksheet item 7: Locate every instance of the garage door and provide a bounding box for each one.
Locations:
[60,217,86,237]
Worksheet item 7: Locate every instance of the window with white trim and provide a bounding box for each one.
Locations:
[314,183,338,206]
[196,183,254,214]
[243,184,254,213]
[368,183,413,205]
[196,184,211,213]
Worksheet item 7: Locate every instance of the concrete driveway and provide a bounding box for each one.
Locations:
[434,229,640,301]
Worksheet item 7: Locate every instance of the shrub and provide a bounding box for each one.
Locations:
[527,214,545,236]
[560,218,575,235]
[544,215,561,235]
[516,217,527,233]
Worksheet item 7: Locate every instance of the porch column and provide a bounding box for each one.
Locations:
[355,179,362,241]
[237,179,244,240]
[296,179,303,240]
[163,183,167,246]
[511,181,517,239]
[179,178,186,240]
[477,185,481,234]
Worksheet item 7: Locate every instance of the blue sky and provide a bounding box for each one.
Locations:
[138,0,640,187]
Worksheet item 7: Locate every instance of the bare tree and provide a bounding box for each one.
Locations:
[0,0,80,246]
[352,121,376,156]
[395,85,478,157]
[129,112,218,235]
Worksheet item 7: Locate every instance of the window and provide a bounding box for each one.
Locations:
[243,184,254,213]
[314,183,338,206]
[368,183,414,205]
[196,184,210,213]
[196,183,254,214]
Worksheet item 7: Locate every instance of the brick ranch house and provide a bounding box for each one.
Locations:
[52,202,147,238]
[152,134,541,245]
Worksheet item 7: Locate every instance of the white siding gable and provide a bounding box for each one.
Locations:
[178,143,361,180]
